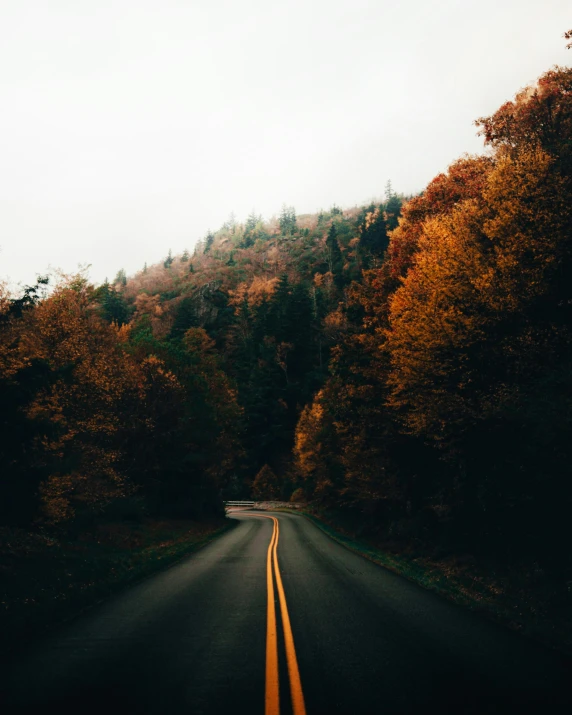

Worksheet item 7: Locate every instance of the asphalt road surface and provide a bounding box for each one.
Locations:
[1,511,570,714]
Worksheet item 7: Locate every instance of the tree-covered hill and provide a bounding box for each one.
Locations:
[2,63,572,591]
[111,194,405,490]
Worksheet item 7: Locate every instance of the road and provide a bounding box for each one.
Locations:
[1,511,570,714]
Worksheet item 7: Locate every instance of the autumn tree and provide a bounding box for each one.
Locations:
[251,464,281,500]
[387,147,572,555]
[476,66,572,165]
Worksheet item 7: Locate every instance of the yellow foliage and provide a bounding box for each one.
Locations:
[387,148,572,438]
[229,276,279,309]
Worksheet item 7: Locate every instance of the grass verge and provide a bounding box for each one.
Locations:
[260,502,572,657]
[0,516,234,657]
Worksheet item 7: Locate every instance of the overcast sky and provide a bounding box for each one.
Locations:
[1,0,570,288]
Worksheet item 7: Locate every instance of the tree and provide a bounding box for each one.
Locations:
[164,249,174,268]
[358,206,389,264]
[386,147,572,552]
[279,205,297,235]
[204,232,215,254]
[20,276,139,524]
[251,464,281,499]
[245,211,260,233]
[98,282,131,326]
[169,297,197,339]
[384,193,402,231]
[384,179,394,200]
[242,211,263,248]
[326,222,343,276]
[475,67,572,162]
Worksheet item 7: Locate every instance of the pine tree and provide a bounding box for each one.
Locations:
[359,206,389,263]
[169,297,198,339]
[114,269,127,287]
[204,232,215,253]
[385,194,402,231]
[245,211,259,233]
[385,179,394,200]
[102,285,130,325]
[279,205,297,235]
[326,222,343,277]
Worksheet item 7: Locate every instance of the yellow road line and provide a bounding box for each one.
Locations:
[255,514,306,715]
[272,517,307,715]
[265,518,279,715]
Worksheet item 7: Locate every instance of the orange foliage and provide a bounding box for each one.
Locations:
[20,276,141,522]
[387,148,572,438]
[229,276,279,309]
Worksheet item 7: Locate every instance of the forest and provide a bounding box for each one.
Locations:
[2,62,572,596]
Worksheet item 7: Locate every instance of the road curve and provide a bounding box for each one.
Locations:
[1,511,570,714]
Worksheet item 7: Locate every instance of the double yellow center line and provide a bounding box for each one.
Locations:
[262,515,306,715]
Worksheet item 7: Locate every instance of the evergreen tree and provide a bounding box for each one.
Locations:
[101,284,130,326]
[242,211,260,248]
[326,222,343,278]
[164,249,174,268]
[169,297,198,340]
[359,206,389,263]
[279,205,297,235]
[385,179,394,201]
[385,194,403,231]
[245,211,259,233]
[114,269,127,287]
[270,274,291,340]
[204,232,215,253]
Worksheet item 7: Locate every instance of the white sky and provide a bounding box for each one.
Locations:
[1,0,570,288]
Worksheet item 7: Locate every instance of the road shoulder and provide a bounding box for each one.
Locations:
[257,503,572,658]
[0,516,236,659]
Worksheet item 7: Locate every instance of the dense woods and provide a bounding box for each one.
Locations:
[296,66,572,570]
[2,63,572,582]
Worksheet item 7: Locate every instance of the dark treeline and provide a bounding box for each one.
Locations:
[0,276,241,528]
[2,63,572,581]
[296,66,572,570]
[0,179,402,531]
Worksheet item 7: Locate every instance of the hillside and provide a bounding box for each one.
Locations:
[110,196,405,491]
[1,64,572,596]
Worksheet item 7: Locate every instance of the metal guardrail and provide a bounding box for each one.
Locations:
[224,500,255,507]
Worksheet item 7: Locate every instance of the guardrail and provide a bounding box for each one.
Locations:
[224,500,255,507]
